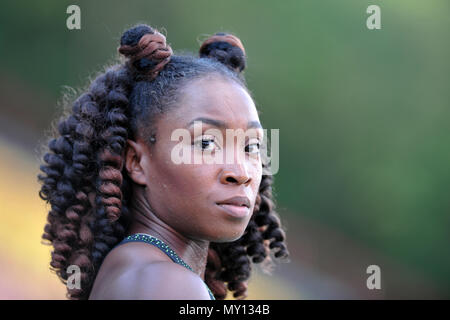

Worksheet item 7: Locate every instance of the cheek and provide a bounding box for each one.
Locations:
[148,161,221,238]
[149,158,217,207]
[249,161,263,197]
[169,164,215,196]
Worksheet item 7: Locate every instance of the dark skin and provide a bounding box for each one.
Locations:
[89,75,263,299]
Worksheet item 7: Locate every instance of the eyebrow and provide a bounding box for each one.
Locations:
[187,117,263,130]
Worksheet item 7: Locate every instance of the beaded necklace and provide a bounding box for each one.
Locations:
[116,233,215,300]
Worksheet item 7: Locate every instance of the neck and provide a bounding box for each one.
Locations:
[125,185,209,279]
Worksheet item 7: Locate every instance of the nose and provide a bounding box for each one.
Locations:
[219,165,251,186]
[219,135,253,186]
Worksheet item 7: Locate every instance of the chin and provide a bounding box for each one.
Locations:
[208,228,247,243]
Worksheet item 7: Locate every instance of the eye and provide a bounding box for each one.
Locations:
[245,142,261,154]
[193,136,220,152]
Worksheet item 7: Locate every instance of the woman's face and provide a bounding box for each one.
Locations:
[131,75,263,242]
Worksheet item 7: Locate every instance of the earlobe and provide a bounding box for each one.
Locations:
[125,139,147,186]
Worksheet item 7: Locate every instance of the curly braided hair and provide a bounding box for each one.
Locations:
[38,23,289,300]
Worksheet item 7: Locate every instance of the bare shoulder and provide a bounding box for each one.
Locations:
[89,243,211,300]
[89,242,165,299]
[125,261,211,300]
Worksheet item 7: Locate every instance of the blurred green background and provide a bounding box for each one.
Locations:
[0,0,449,299]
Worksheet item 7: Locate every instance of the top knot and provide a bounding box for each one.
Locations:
[118,24,173,80]
[199,32,246,73]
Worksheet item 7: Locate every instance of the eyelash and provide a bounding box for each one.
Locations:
[245,142,261,154]
[193,136,261,154]
[194,137,218,151]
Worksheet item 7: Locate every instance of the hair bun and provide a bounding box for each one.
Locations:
[118,24,173,80]
[199,32,246,73]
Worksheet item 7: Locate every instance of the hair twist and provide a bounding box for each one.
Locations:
[118,25,173,80]
[199,32,246,73]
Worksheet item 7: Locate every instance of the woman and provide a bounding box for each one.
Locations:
[38,23,289,300]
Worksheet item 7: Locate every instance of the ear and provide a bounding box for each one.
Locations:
[125,139,148,186]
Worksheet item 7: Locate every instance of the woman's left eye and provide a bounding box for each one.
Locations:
[245,142,261,154]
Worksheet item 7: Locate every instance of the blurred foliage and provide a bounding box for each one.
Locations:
[1,0,449,294]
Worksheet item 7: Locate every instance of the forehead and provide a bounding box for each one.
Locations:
[170,76,260,127]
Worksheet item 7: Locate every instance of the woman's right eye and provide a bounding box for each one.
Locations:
[193,137,219,152]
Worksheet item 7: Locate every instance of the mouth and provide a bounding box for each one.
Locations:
[216,196,251,219]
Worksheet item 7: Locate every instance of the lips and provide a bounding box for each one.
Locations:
[216,196,251,208]
[216,196,251,218]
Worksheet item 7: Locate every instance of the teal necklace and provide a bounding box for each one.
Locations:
[117,233,215,300]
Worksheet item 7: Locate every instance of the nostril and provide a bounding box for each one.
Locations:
[220,169,251,185]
